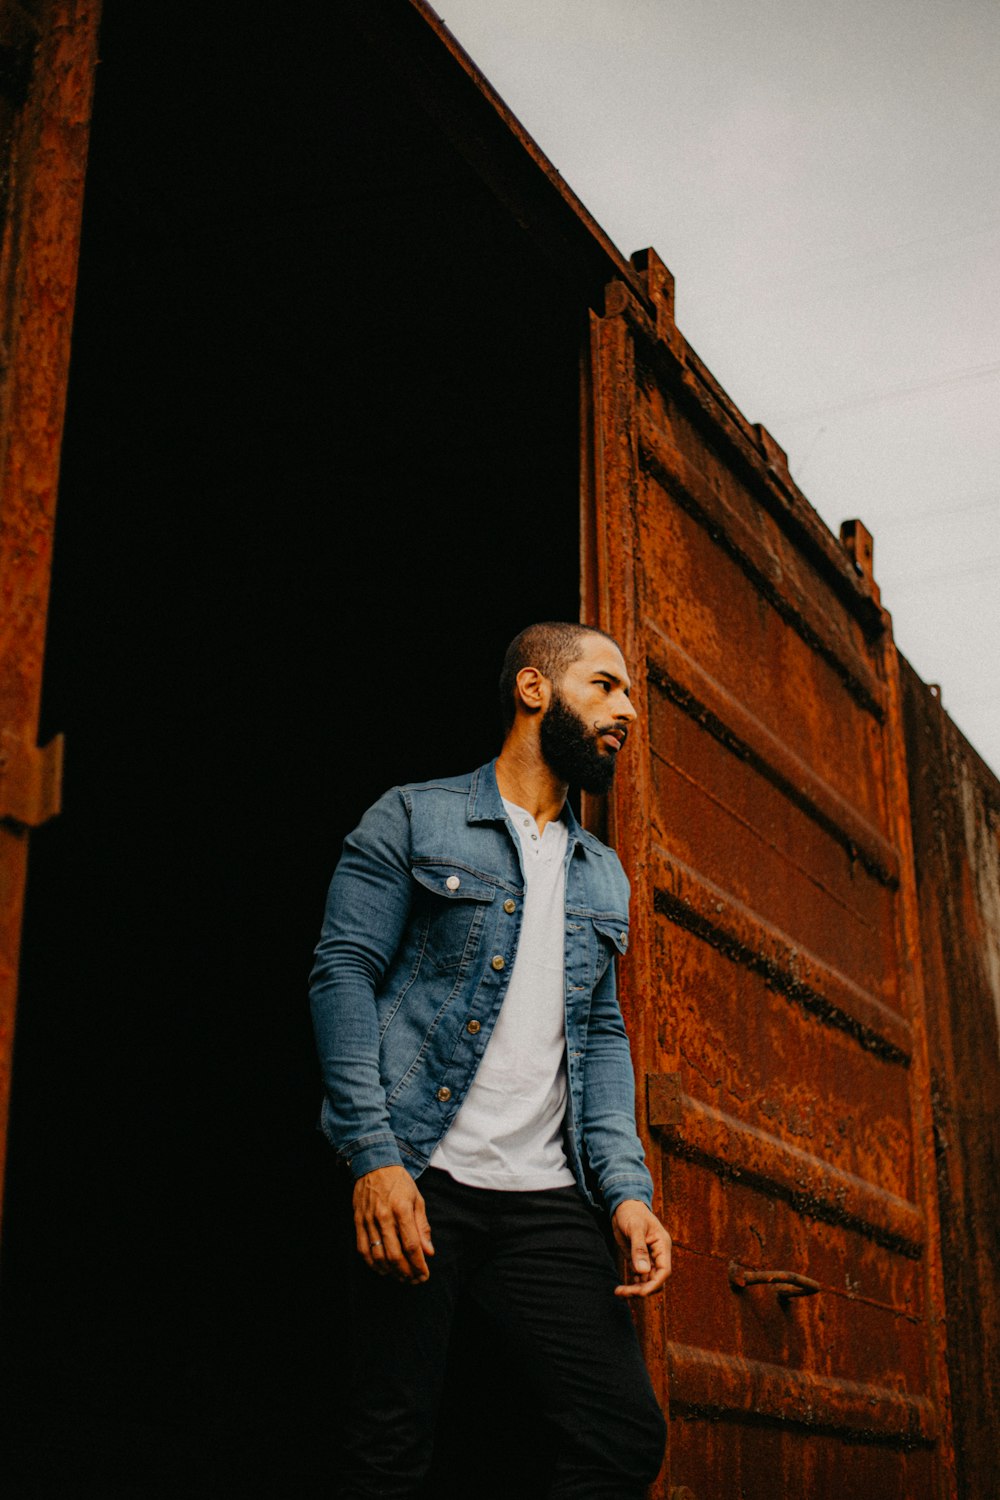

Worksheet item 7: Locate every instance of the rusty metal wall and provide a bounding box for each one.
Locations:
[0,5,992,1495]
[0,0,100,1225]
[901,662,1000,1499]
[585,248,956,1498]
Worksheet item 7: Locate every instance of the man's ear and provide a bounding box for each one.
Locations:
[514,666,550,716]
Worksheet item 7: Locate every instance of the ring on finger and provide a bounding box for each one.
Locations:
[370,1238,383,1249]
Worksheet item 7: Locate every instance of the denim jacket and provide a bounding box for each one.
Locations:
[309,760,653,1214]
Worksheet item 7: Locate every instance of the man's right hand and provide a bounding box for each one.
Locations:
[352,1165,435,1284]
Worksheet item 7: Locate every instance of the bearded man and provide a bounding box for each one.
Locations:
[310,621,670,1498]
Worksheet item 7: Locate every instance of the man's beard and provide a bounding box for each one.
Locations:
[539,689,622,795]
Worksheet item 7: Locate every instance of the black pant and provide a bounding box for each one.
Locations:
[336,1169,666,1498]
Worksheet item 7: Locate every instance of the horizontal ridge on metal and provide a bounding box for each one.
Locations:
[666,1342,938,1446]
[599,280,889,636]
[637,410,886,720]
[645,622,899,887]
[651,843,912,1063]
[651,1087,925,1255]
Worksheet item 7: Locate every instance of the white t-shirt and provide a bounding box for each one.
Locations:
[428,799,575,1190]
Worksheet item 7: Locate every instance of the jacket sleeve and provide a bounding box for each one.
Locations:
[308,786,414,1178]
[580,870,655,1216]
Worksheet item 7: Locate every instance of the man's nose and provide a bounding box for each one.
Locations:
[617,694,638,723]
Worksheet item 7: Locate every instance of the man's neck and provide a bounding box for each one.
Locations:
[495,741,568,835]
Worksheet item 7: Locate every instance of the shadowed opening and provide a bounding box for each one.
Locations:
[2,7,585,1494]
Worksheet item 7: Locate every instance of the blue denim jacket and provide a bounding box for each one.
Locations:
[309,760,653,1214]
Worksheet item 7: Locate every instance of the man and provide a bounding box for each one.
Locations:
[310,622,670,1497]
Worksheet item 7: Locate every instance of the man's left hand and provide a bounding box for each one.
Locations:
[611,1200,672,1298]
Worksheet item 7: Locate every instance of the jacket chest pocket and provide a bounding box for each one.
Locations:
[591,915,629,984]
[411,863,498,972]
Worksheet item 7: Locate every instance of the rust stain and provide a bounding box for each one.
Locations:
[588,255,957,1495]
[901,660,1000,1500]
[0,0,100,1224]
[0,8,989,1497]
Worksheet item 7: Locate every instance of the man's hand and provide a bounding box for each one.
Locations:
[611,1200,672,1298]
[352,1165,435,1284]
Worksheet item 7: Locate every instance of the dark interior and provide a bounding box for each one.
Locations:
[0,7,584,1493]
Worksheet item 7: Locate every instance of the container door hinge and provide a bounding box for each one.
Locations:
[0,728,63,829]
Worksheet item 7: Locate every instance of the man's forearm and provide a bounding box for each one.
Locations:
[310,975,400,1172]
[582,965,654,1212]
[308,787,415,1169]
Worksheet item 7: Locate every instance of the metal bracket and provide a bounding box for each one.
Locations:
[631,246,684,357]
[648,1071,684,1128]
[0,728,63,829]
[755,422,790,481]
[840,518,881,604]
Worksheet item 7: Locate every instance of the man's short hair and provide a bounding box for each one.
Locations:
[498,621,622,733]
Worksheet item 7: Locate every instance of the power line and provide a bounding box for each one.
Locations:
[705,217,1000,301]
[874,491,1000,528]
[775,360,1000,424]
[885,554,1000,590]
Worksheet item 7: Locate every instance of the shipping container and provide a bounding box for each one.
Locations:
[0,4,995,1496]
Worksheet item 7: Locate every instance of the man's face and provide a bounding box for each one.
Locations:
[539,636,637,794]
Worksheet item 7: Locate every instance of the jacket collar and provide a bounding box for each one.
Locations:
[467,759,604,858]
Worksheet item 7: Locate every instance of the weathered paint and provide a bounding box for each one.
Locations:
[586,249,956,1496]
[901,662,1000,1499]
[0,0,100,1225]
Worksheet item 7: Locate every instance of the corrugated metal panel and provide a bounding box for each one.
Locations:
[902,662,1000,1499]
[585,252,956,1498]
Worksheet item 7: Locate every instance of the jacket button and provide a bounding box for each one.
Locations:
[503,898,516,914]
[491,955,505,971]
[446,875,461,891]
[620,931,627,945]
[436,1086,452,1102]
[466,1019,481,1035]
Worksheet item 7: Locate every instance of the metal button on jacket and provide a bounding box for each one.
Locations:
[466,1019,481,1035]
[491,955,505,971]
[446,875,460,891]
[503,898,516,914]
[436,1086,451,1102]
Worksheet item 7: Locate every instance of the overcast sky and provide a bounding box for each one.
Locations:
[437,0,1000,775]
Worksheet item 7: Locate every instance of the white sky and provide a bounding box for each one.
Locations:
[437,0,1000,775]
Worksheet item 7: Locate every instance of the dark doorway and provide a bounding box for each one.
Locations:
[1,7,581,1494]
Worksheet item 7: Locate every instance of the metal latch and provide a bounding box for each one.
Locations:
[0,728,63,829]
[729,1260,821,1301]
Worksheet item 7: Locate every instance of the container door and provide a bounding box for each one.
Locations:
[583,252,954,1499]
[0,0,100,1222]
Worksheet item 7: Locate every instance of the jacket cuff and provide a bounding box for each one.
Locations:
[602,1177,654,1217]
[340,1134,404,1180]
